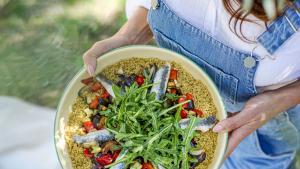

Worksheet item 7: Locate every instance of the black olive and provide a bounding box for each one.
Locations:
[117,74,126,81]
[189,152,206,168]
[197,152,206,163]
[92,115,101,128]
[98,98,109,107]
[124,77,134,86]
[129,73,137,81]
[187,100,195,110]
[91,157,98,165]
[149,64,158,82]
[108,95,113,103]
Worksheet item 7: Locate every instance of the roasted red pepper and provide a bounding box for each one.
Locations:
[83,121,94,132]
[170,88,177,94]
[178,96,188,108]
[135,75,145,86]
[142,162,154,169]
[90,97,99,109]
[81,77,94,85]
[186,93,194,100]
[91,82,102,92]
[169,69,178,80]
[112,150,121,161]
[193,108,204,117]
[101,90,110,99]
[83,148,94,158]
[180,109,188,119]
[96,154,113,166]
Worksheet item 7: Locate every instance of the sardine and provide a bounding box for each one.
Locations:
[73,129,114,144]
[150,63,171,100]
[95,74,116,98]
[179,116,217,132]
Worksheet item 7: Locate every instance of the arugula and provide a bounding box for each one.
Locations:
[102,80,197,168]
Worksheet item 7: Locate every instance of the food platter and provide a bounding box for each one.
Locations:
[54,45,228,169]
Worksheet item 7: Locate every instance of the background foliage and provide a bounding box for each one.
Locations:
[0,0,126,107]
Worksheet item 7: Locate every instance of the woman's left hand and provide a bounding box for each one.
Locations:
[213,80,300,158]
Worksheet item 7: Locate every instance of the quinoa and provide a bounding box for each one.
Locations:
[65,58,218,169]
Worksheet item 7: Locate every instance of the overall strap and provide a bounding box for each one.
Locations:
[257,0,300,55]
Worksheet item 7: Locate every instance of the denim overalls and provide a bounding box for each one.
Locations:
[147,0,300,168]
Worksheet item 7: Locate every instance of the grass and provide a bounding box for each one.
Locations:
[0,0,126,107]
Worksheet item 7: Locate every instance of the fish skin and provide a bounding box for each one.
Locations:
[150,63,171,100]
[95,74,116,98]
[110,162,125,169]
[179,116,217,132]
[73,129,114,144]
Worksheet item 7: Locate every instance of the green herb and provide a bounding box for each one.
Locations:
[102,81,197,168]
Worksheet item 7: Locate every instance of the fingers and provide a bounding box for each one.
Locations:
[213,112,244,133]
[224,126,252,158]
[83,41,108,76]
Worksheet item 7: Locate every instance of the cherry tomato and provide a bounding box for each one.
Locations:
[180,109,188,119]
[83,148,94,158]
[193,108,204,117]
[101,90,110,99]
[135,75,145,86]
[89,97,99,109]
[186,93,194,100]
[112,150,121,161]
[142,162,154,169]
[81,77,94,85]
[83,121,94,132]
[178,96,188,108]
[91,82,102,92]
[169,69,178,80]
[96,154,113,166]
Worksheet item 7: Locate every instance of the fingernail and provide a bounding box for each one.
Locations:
[87,65,95,76]
[213,124,224,133]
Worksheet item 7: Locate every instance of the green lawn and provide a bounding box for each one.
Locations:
[0,0,126,107]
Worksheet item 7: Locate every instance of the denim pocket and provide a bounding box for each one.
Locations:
[153,29,239,104]
[255,112,300,156]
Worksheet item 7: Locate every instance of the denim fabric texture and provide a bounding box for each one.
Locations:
[147,0,300,168]
[257,0,300,55]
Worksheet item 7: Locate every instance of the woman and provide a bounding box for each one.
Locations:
[83,0,300,168]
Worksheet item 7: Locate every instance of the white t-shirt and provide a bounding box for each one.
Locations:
[126,0,300,87]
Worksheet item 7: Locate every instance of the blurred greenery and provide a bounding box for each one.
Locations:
[0,0,126,107]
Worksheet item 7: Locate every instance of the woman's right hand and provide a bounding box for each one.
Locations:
[83,7,152,76]
[83,35,131,76]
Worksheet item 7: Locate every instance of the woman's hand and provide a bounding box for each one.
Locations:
[83,36,131,76]
[83,7,152,76]
[213,80,300,158]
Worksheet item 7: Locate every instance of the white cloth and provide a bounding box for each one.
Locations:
[0,96,61,169]
[126,0,300,87]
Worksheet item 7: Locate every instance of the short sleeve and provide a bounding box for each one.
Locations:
[126,0,151,18]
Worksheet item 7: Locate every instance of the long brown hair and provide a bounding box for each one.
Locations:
[222,0,294,42]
